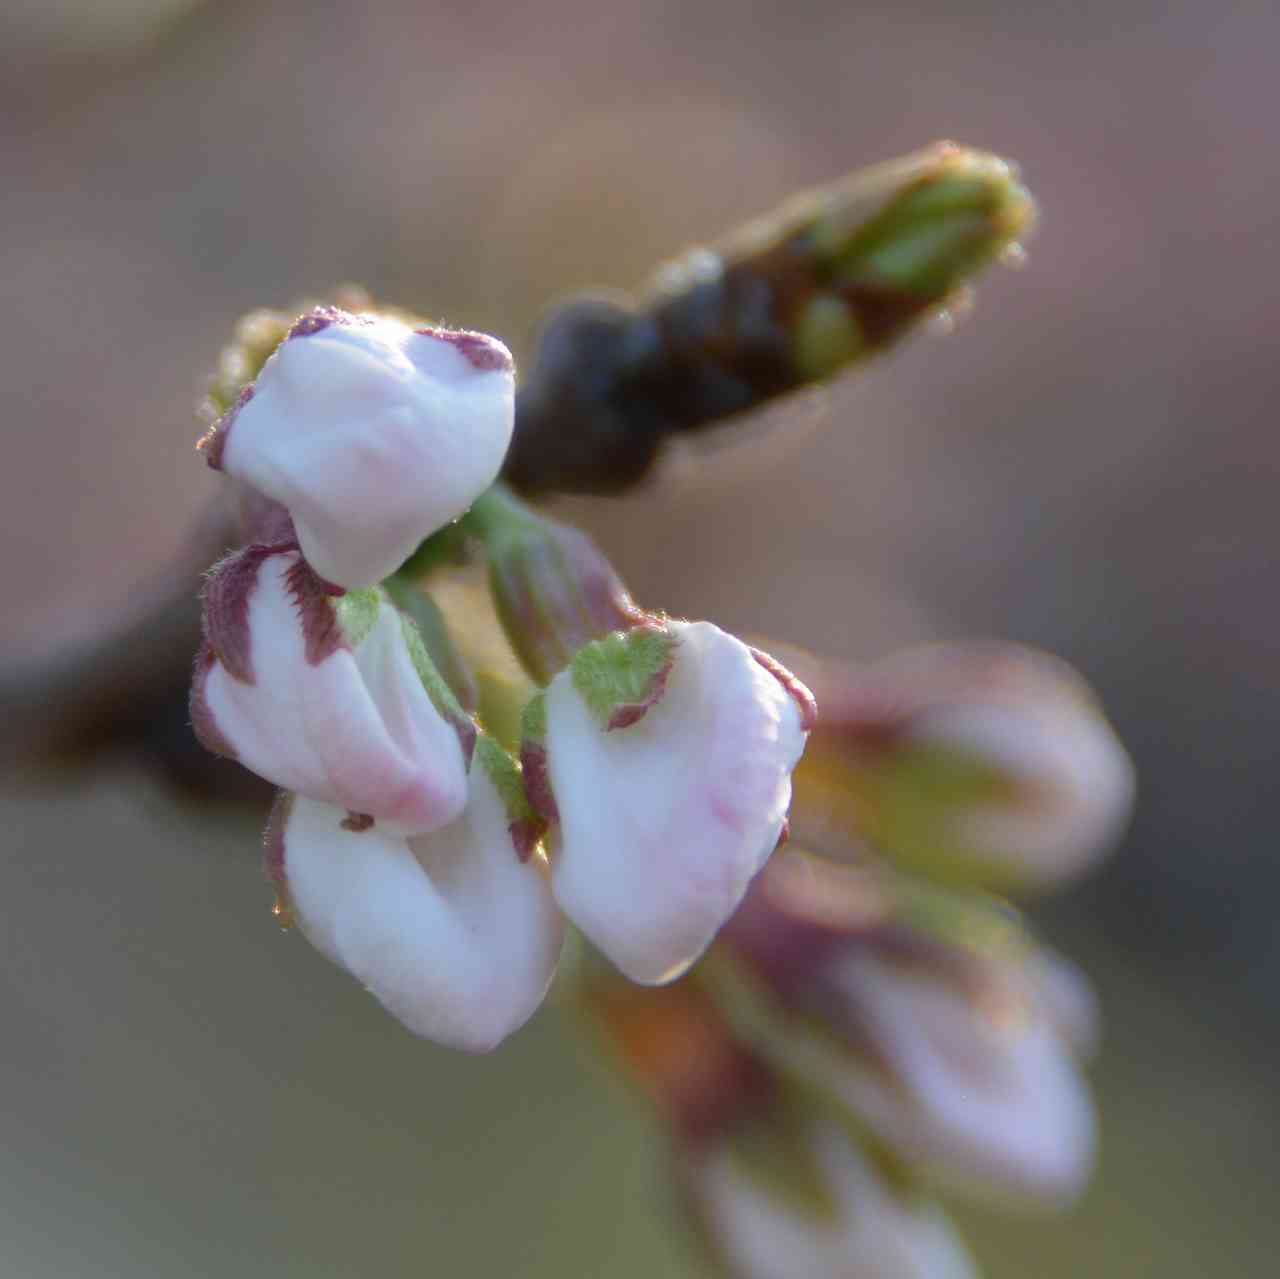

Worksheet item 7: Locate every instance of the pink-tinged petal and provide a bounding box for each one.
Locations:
[719,852,1095,1207]
[780,953,1097,1208]
[219,309,514,589]
[916,694,1135,888]
[792,642,1135,893]
[196,548,468,832]
[545,621,808,984]
[1028,946,1101,1061]
[689,1120,978,1279]
[281,766,564,1051]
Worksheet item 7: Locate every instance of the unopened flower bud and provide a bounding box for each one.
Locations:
[199,307,514,589]
[721,853,1096,1207]
[577,907,978,1276]
[790,642,1135,892]
[465,484,644,684]
[662,141,1035,387]
[271,734,563,1051]
[686,1110,978,1279]
[578,966,976,1277]
[525,621,812,984]
[506,144,1037,497]
[191,545,473,832]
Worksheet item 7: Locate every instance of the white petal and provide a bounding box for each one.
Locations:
[916,698,1135,888]
[197,550,468,832]
[785,954,1096,1207]
[283,767,564,1051]
[1028,946,1101,1061]
[221,312,514,589]
[692,1120,978,1279]
[545,621,807,984]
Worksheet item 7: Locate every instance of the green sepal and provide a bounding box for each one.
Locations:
[395,520,472,581]
[521,689,547,745]
[832,151,1032,296]
[570,624,676,730]
[383,576,477,712]
[888,869,1026,969]
[475,730,546,859]
[791,293,865,381]
[850,742,1035,892]
[474,732,537,828]
[334,587,381,650]
[399,608,473,750]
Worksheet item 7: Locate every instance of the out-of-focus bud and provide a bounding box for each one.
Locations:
[525,621,813,984]
[271,734,563,1051]
[191,545,473,833]
[200,306,295,422]
[465,483,645,684]
[720,852,1096,1208]
[663,141,1035,383]
[506,143,1035,496]
[581,972,775,1147]
[198,306,515,589]
[1027,945,1102,1062]
[686,1113,979,1279]
[790,642,1135,892]
[581,966,976,1278]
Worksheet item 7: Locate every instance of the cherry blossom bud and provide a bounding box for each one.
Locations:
[582,964,977,1277]
[686,1117,978,1279]
[790,642,1135,892]
[722,853,1096,1207]
[200,307,515,589]
[465,484,644,685]
[271,735,563,1051]
[191,545,473,832]
[526,621,813,984]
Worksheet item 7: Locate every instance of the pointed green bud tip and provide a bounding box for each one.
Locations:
[660,140,1036,389]
[570,622,677,731]
[506,143,1036,498]
[787,143,1035,376]
[830,143,1033,285]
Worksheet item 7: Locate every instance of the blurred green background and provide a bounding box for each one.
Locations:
[2,1,1277,1274]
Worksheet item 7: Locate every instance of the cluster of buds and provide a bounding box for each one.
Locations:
[581,644,1131,1276]
[184,146,1134,1275]
[191,300,813,1049]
